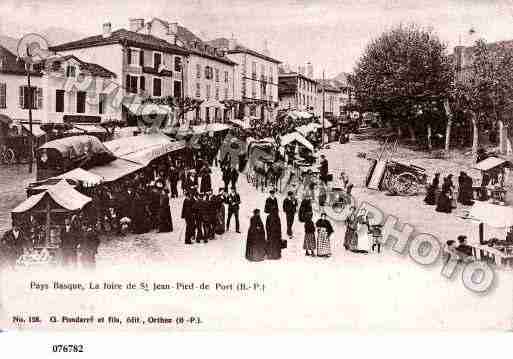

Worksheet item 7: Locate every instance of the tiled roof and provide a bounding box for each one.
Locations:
[57,55,116,78]
[150,18,236,66]
[208,37,281,64]
[0,45,42,76]
[50,28,189,56]
[316,79,342,92]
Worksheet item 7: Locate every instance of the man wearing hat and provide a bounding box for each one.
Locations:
[226,187,241,233]
[264,189,279,215]
[283,191,298,238]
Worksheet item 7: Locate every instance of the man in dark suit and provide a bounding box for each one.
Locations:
[0,225,25,269]
[181,192,195,245]
[319,154,329,185]
[226,188,241,233]
[264,189,279,215]
[283,191,298,238]
[79,223,100,269]
[193,193,207,243]
[169,165,179,198]
[229,165,239,191]
[61,217,78,267]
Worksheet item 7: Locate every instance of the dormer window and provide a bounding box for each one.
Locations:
[65,65,76,78]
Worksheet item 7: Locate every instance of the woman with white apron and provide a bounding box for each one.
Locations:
[355,213,371,254]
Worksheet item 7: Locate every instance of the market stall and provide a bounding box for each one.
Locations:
[36,135,116,181]
[472,156,513,203]
[468,201,513,267]
[12,179,92,266]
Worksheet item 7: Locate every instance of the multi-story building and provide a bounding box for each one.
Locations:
[316,80,341,119]
[1,45,115,138]
[51,21,190,125]
[140,18,237,125]
[208,37,281,122]
[278,69,319,114]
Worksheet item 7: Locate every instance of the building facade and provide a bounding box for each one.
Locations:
[208,37,281,122]
[316,81,341,119]
[278,71,319,114]
[51,22,190,124]
[139,18,237,125]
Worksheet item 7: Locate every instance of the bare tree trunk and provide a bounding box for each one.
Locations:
[499,120,507,154]
[408,124,416,141]
[470,111,479,163]
[427,123,432,151]
[443,99,452,152]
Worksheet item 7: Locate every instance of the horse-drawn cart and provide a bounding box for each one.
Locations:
[365,137,427,196]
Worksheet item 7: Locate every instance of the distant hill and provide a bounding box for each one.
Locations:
[40,27,85,46]
[0,34,19,54]
[0,27,84,56]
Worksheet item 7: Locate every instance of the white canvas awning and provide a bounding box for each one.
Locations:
[21,123,46,137]
[73,124,107,134]
[229,119,251,129]
[12,179,91,213]
[88,158,144,182]
[469,202,513,228]
[473,157,513,172]
[125,103,173,116]
[56,167,103,186]
[280,132,314,152]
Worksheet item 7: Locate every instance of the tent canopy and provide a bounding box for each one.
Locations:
[104,134,185,166]
[288,110,313,120]
[22,123,46,137]
[280,132,314,152]
[73,124,107,134]
[296,124,317,136]
[229,119,251,129]
[56,167,103,186]
[473,157,513,172]
[88,158,144,182]
[469,202,513,228]
[38,135,114,161]
[13,179,91,214]
[125,103,173,116]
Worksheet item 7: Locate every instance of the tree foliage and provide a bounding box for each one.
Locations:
[349,24,453,128]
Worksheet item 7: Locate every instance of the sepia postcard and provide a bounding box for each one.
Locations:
[0,0,512,338]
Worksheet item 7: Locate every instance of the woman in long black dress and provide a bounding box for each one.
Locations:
[246,209,266,262]
[424,173,440,205]
[436,189,452,213]
[266,210,282,260]
[158,188,173,233]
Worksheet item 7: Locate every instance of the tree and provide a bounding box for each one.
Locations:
[450,39,513,161]
[349,24,453,141]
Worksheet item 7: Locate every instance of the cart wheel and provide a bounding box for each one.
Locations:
[393,172,419,196]
[5,148,16,164]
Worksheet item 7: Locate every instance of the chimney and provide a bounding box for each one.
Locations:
[263,39,270,56]
[167,22,178,45]
[228,34,236,51]
[306,62,314,78]
[102,22,112,38]
[129,18,144,32]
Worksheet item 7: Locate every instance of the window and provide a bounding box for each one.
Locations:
[215,87,219,100]
[126,75,138,94]
[140,76,146,92]
[153,78,162,97]
[139,50,144,66]
[65,65,76,78]
[252,62,256,79]
[195,83,201,98]
[153,52,162,70]
[196,64,201,78]
[0,83,6,109]
[174,57,182,72]
[251,82,256,98]
[224,87,229,100]
[127,48,139,66]
[174,81,182,99]
[206,84,211,99]
[204,66,213,80]
[55,89,64,112]
[215,68,219,82]
[19,86,39,109]
[76,91,86,113]
[99,93,107,114]
[224,71,228,83]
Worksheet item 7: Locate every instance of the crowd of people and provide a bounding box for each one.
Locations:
[424,171,479,214]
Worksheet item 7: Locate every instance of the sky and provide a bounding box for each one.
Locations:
[1,0,513,78]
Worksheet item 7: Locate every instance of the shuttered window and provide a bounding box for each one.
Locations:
[99,93,107,114]
[153,78,162,97]
[55,90,64,112]
[76,91,86,113]
[19,86,39,109]
[140,50,145,66]
[0,83,6,108]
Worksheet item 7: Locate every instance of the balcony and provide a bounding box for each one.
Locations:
[252,72,257,80]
